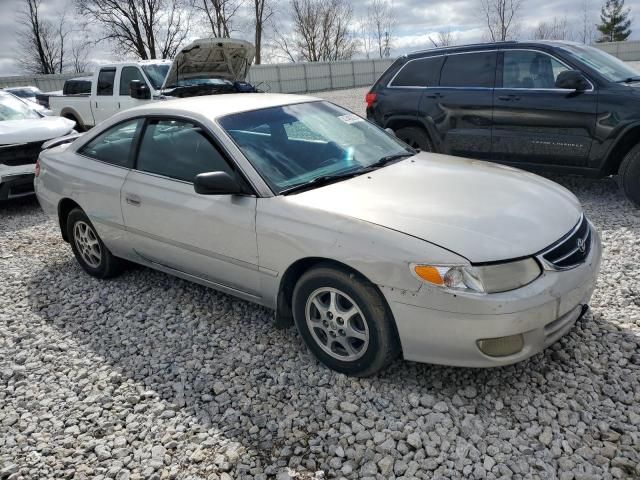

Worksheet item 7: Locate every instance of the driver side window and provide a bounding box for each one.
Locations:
[136,119,234,183]
[503,51,570,89]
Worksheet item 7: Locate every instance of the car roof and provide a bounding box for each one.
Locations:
[125,93,321,119]
[405,40,584,59]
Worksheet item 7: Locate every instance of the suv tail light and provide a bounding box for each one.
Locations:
[365,92,377,108]
[34,159,41,177]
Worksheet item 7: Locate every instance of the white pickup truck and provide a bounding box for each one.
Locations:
[49,38,255,130]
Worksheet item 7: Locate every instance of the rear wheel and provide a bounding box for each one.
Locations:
[618,143,640,207]
[395,126,434,152]
[292,265,400,376]
[66,208,124,278]
[63,113,84,132]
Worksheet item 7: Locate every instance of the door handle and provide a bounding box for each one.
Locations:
[498,94,521,101]
[425,92,443,99]
[125,195,141,206]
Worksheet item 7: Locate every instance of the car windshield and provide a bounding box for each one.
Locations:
[141,64,171,89]
[561,44,640,82]
[0,93,40,121]
[219,101,412,194]
[6,87,41,99]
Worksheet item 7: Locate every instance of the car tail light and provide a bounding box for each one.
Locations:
[34,159,41,177]
[365,92,377,108]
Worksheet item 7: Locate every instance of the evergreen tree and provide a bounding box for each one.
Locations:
[596,0,632,42]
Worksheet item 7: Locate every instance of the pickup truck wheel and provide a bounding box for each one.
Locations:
[63,114,84,132]
[292,265,400,376]
[67,208,124,278]
[618,143,640,207]
[395,126,433,152]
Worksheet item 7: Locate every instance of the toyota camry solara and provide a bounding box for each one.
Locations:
[34,94,602,376]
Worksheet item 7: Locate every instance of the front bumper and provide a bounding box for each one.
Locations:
[0,171,35,201]
[383,228,602,367]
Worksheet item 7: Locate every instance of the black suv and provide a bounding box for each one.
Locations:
[366,41,640,206]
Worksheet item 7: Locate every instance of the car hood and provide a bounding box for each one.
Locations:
[0,116,75,145]
[162,37,255,89]
[286,153,582,263]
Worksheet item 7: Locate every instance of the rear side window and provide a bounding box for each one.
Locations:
[79,119,141,167]
[97,68,116,96]
[389,56,444,87]
[136,119,233,183]
[440,52,497,88]
[119,67,147,96]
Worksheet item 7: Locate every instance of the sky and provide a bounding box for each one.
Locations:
[1,0,640,75]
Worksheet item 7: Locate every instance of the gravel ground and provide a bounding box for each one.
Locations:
[1,88,640,480]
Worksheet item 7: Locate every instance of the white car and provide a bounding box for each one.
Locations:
[34,94,601,376]
[0,91,75,201]
[3,86,53,115]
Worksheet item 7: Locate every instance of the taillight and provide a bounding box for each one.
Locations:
[34,159,40,177]
[365,92,377,108]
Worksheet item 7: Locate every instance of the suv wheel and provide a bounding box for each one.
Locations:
[395,126,433,152]
[292,265,400,376]
[67,208,124,278]
[619,143,640,207]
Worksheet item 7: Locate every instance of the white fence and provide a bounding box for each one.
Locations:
[592,40,640,61]
[0,58,395,93]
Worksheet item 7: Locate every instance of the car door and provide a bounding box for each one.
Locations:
[422,51,496,159]
[491,49,598,168]
[117,66,150,112]
[120,117,260,297]
[74,118,143,258]
[93,67,119,124]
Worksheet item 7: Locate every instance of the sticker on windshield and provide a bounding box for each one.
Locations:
[338,114,364,124]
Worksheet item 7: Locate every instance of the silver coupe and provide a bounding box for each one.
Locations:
[34,94,602,376]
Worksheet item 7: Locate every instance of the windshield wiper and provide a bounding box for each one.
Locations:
[617,76,640,83]
[364,152,414,170]
[279,152,414,196]
[280,171,364,195]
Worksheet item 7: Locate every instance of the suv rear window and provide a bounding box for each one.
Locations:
[390,56,444,87]
[439,52,497,88]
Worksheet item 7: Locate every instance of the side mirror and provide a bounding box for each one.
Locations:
[555,70,590,91]
[194,171,242,195]
[130,80,151,100]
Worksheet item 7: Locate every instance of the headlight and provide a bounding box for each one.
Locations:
[412,258,541,294]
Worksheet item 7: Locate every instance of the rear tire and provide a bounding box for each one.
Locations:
[395,126,434,152]
[618,143,640,207]
[66,208,124,278]
[63,113,84,132]
[292,265,400,376]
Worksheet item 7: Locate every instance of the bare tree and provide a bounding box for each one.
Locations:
[17,0,70,74]
[76,0,194,60]
[367,0,395,58]
[197,0,242,37]
[578,0,596,43]
[70,41,91,73]
[274,0,358,62]
[252,0,274,64]
[358,16,374,59]
[429,29,458,47]
[533,16,572,40]
[480,0,524,41]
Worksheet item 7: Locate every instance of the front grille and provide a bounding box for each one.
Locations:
[0,141,45,166]
[541,215,591,269]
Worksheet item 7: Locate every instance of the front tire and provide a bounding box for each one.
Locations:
[66,208,123,278]
[395,126,434,152]
[292,265,400,376]
[619,143,640,207]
